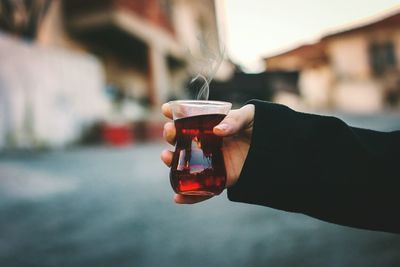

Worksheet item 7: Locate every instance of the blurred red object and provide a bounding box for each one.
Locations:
[102,123,133,146]
[145,121,164,141]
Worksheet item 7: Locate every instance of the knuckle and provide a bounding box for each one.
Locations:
[163,123,175,136]
[225,111,242,124]
[162,125,169,138]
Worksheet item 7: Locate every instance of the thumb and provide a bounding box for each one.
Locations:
[213,104,254,137]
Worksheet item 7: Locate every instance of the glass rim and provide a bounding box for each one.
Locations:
[168,100,231,107]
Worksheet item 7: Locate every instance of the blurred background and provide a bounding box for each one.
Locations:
[1,1,400,266]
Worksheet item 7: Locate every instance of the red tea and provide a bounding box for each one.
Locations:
[170,113,227,196]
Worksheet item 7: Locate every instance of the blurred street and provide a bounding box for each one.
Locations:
[1,114,400,267]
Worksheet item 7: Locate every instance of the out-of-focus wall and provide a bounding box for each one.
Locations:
[265,11,400,112]
[299,66,334,109]
[327,35,371,80]
[0,33,109,149]
[326,34,384,112]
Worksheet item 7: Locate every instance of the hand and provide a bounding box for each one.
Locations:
[161,103,255,204]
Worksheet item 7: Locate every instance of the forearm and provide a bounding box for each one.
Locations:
[228,100,400,233]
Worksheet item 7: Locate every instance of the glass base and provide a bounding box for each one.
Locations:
[179,191,216,196]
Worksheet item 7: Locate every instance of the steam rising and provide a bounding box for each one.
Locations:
[188,36,225,101]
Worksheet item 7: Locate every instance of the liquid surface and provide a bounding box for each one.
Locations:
[170,114,226,195]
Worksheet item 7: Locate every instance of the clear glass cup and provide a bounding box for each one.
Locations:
[169,100,232,196]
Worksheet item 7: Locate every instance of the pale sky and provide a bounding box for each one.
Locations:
[223,0,400,72]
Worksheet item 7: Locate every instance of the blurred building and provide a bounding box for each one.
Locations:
[0,33,110,149]
[265,10,400,112]
[0,1,111,150]
[61,0,229,108]
[0,0,230,149]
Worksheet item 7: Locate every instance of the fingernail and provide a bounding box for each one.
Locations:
[215,123,230,131]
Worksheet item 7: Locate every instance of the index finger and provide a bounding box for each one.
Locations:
[161,103,173,119]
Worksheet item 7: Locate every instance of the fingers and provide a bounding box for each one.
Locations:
[161,103,173,119]
[161,149,173,167]
[213,104,254,137]
[162,103,176,145]
[174,194,212,204]
[163,122,176,145]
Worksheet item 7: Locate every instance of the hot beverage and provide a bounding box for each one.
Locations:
[168,100,231,196]
[170,113,227,196]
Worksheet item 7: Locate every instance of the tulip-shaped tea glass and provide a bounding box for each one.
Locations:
[169,100,232,196]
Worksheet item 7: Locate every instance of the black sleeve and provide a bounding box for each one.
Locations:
[227,99,400,234]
